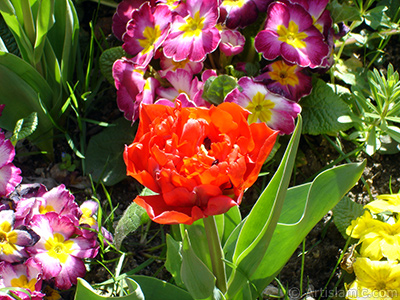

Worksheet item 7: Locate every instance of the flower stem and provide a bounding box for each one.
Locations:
[203,216,227,294]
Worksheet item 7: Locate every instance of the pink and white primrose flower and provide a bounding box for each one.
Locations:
[0,259,44,300]
[0,210,39,263]
[156,69,208,107]
[162,0,221,62]
[14,184,79,227]
[0,132,22,197]
[254,1,329,68]
[225,77,301,134]
[219,28,245,57]
[159,54,203,78]
[123,3,172,67]
[255,60,312,102]
[26,213,98,290]
[220,0,272,29]
[112,0,150,40]
[113,58,159,122]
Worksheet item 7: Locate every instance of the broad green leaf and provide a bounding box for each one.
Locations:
[100,46,126,85]
[86,118,137,186]
[74,278,144,300]
[364,6,391,30]
[221,205,241,247]
[202,75,238,105]
[113,202,147,250]
[10,112,38,144]
[327,0,362,23]
[248,161,366,297]
[181,231,215,300]
[332,196,364,238]
[34,0,55,64]
[366,127,379,156]
[165,234,184,287]
[226,117,302,298]
[129,275,193,300]
[0,0,34,62]
[301,79,352,135]
[0,53,53,152]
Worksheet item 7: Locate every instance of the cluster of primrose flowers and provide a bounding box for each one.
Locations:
[0,107,112,299]
[345,194,400,300]
[112,0,342,135]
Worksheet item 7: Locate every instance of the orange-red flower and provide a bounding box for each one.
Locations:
[124,102,278,225]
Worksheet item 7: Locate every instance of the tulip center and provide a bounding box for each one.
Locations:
[180,11,205,38]
[45,233,74,264]
[269,61,299,86]
[139,25,161,54]
[277,21,308,49]
[246,92,275,124]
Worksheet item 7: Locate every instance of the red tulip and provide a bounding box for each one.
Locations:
[124,102,278,224]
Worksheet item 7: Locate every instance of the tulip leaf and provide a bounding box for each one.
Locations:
[74,277,145,300]
[221,205,242,247]
[248,160,366,297]
[165,234,184,288]
[226,116,302,298]
[128,275,193,300]
[181,231,215,300]
[301,79,352,135]
[202,75,238,105]
[86,118,137,186]
[113,202,148,250]
[332,196,365,238]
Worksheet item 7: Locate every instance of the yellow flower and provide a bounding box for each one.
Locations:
[365,194,400,214]
[358,218,400,261]
[346,211,381,239]
[346,257,400,300]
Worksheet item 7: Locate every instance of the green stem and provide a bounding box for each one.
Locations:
[203,216,227,294]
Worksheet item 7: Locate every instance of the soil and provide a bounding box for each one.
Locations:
[9,2,400,299]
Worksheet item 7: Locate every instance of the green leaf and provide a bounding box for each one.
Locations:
[34,0,55,64]
[113,202,147,250]
[129,275,193,300]
[364,6,391,29]
[100,46,126,85]
[327,0,362,23]
[248,160,366,297]
[74,277,145,300]
[226,116,302,299]
[181,231,215,300]
[221,205,242,247]
[10,112,38,144]
[202,75,238,105]
[165,234,184,287]
[86,118,137,186]
[301,79,352,135]
[332,196,364,238]
[386,125,400,143]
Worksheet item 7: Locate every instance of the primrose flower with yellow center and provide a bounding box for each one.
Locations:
[123,3,172,67]
[254,1,329,68]
[26,213,98,290]
[346,257,400,300]
[365,194,400,214]
[357,217,400,261]
[0,210,39,263]
[113,58,159,122]
[159,54,203,77]
[14,184,79,227]
[255,60,312,101]
[0,259,44,300]
[162,0,220,62]
[219,0,272,29]
[224,77,301,134]
[346,210,380,240]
